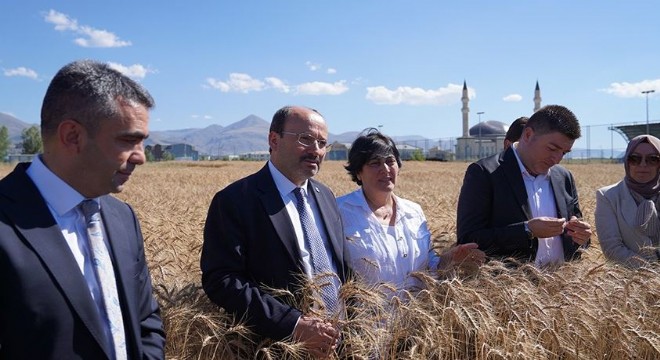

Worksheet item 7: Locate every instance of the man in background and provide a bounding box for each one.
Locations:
[457,105,591,267]
[503,116,528,150]
[0,60,165,359]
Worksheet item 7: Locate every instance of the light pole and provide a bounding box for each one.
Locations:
[642,90,655,134]
[477,111,484,158]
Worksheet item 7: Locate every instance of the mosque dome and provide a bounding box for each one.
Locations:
[469,120,507,137]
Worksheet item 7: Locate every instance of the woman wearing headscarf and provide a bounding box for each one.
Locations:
[336,129,485,291]
[595,134,660,268]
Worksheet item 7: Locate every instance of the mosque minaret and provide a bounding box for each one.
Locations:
[461,80,470,137]
[534,80,542,112]
[455,81,542,160]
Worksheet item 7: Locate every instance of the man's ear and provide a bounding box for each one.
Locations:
[268,131,279,151]
[58,119,86,154]
[521,127,534,142]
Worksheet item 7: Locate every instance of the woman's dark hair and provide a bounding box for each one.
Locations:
[345,128,401,185]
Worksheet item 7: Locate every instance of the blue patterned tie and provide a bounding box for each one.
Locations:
[81,200,127,360]
[293,187,340,314]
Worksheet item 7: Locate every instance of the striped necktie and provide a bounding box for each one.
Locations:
[81,200,127,360]
[293,187,340,314]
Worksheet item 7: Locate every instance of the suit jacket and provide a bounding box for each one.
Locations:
[595,181,659,268]
[0,163,165,360]
[201,164,347,341]
[456,147,587,262]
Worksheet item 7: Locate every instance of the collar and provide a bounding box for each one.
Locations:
[268,160,309,197]
[512,143,551,179]
[25,155,95,216]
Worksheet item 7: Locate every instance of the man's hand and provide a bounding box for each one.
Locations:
[527,217,567,238]
[564,216,591,245]
[292,315,339,358]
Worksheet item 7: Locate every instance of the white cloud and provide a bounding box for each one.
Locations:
[600,79,660,98]
[205,78,230,92]
[206,73,266,93]
[107,62,153,79]
[189,114,212,120]
[44,10,131,48]
[296,80,349,95]
[503,94,522,102]
[265,77,290,93]
[326,68,337,74]
[44,10,78,31]
[306,61,321,71]
[205,73,348,96]
[365,83,466,105]
[3,67,38,80]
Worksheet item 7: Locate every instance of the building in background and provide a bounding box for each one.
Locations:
[455,81,543,160]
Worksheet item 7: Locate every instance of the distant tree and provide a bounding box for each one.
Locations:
[21,125,43,154]
[411,149,425,161]
[161,151,175,161]
[152,144,163,160]
[0,126,10,161]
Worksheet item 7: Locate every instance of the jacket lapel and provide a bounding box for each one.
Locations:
[549,169,570,219]
[619,181,640,227]
[99,197,139,359]
[501,149,533,219]
[1,164,112,357]
[255,165,301,266]
[307,180,344,276]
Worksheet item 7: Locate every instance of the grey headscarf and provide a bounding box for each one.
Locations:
[624,135,660,248]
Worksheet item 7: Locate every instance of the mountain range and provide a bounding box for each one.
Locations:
[0,112,33,142]
[0,112,618,158]
[0,112,381,156]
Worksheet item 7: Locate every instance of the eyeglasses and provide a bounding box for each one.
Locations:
[280,131,329,149]
[627,153,660,166]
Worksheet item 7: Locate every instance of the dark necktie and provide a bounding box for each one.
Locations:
[81,200,127,360]
[293,187,340,314]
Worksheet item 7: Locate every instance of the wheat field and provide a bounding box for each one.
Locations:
[1,161,658,359]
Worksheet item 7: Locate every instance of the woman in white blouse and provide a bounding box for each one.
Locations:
[336,129,485,291]
[595,134,660,268]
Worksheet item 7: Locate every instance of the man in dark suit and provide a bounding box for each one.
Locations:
[0,60,165,359]
[457,105,592,266]
[201,106,347,358]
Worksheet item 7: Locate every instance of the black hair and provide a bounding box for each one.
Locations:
[345,128,402,185]
[527,105,581,140]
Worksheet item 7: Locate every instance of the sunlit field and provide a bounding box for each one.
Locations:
[1,161,658,359]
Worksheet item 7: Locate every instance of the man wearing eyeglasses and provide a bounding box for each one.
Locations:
[201,106,347,358]
[457,105,592,267]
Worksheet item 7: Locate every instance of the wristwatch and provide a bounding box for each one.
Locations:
[524,221,534,240]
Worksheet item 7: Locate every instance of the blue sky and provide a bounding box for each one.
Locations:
[1,1,659,153]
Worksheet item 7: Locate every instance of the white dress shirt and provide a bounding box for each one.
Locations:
[336,188,440,291]
[267,161,339,278]
[512,145,565,267]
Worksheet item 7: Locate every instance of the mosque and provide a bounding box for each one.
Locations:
[455,81,542,160]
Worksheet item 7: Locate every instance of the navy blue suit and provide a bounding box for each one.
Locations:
[201,164,347,340]
[456,148,587,262]
[0,163,165,359]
